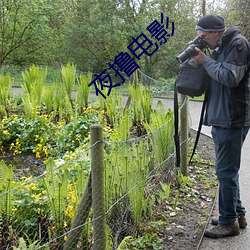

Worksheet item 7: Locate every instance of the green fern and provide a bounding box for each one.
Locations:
[76,72,92,111]
[61,63,76,101]
[21,65,47,118]
[144,100,174,163]
[0,73,12,116]
[129,84,153,125]
[43,84,56,113]
[0,160,14,221]
[43,159,68,228]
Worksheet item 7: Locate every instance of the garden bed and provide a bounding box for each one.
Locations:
[0,152,45,180]
[0,130,217,250]
[113,131,217,250]
[160,131,217,250]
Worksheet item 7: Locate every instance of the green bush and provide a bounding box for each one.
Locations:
[0,107,102,158]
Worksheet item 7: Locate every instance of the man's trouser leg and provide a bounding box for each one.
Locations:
[211,126,249,224]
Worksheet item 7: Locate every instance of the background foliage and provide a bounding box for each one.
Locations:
[0,0,249,80]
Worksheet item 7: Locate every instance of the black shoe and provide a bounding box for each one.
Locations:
[211,214,247,229]
[204,222,240,238]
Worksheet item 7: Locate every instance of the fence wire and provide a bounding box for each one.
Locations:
[0,71,192,250]
[0,120,191,249]
[138,69,175,96]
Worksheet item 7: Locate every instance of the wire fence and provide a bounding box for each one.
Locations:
[138,69,175,96]
[0,70,191,249]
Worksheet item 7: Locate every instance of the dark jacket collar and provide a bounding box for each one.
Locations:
[221,26,241,48]
[212,26,241,58]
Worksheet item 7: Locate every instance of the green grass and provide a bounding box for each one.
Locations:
[0,65,61,86]
[1,64,204,101]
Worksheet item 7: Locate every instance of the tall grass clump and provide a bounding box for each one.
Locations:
[61,63,76,103]
[76,72,92,112]
[43,84,56,114]
[21,65,47,118]
[0,73,12,117]
[0,161,14,222]
[145,100,175,164]
[48,63,77,122]
[105,136,153,247]
[104,90,123,129]
[129,84,153,135]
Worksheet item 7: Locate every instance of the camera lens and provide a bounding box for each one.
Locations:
[176,45,198,63]
[176,37,208,63]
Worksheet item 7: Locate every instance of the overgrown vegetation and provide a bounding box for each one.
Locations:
[0,0,248,80]
[0,64,176,249]
[0,54,219,250]
[0,0,240,248]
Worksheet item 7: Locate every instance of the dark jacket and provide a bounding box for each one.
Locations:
[203,26,250,128]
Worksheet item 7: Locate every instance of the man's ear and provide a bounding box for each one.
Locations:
[216,31,224,39]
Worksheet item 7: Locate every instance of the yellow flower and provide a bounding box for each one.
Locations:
[3,130,9,135]
[65,205,74,218]
[21,176,32,181]
[100,110,106,115]
[43,147,49,157]
[12,207,17,212]
[14,149,22,155]
[67,189,77,204]
[26,183,37,191]
[32,193,42,201]
[71,195,76,204]
[36,152,41,159]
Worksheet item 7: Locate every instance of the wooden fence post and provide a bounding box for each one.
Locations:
[180,94,189,176]
[91,124,106,250]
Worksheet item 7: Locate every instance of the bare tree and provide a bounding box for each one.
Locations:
[201,0,206,15]
[0,0,49,65]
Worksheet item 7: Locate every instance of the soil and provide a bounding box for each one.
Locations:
[158,130,217,250]
[111,130,217,250]
[0,130,217,250]
[0,152,45,180]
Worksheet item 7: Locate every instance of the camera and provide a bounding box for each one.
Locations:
[176,36,208,64]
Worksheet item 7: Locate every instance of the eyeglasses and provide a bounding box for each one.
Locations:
[199,32,214,40]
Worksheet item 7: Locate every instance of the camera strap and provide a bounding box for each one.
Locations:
[174,82,181,168]
[189,91,208,164]
[174,85,208,168]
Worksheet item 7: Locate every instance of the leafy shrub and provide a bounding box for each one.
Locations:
[0,106,103,158]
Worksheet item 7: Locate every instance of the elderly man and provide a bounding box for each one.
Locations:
[192,15,250,238]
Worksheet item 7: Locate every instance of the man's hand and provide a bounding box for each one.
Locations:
[192,47,207,64]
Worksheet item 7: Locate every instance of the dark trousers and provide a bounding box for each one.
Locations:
[211,126,249,225]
